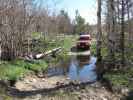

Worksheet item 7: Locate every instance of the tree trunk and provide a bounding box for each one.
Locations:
[120,0,125,66]
[106,0,116,66]
[97,0,102,62]
[96,0,104,80]
[127,0,132,44]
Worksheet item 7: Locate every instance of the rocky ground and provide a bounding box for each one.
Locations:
[0,73,130,100]
[13,83,123,100]
[15,74,70,91]
[10,74,127,100]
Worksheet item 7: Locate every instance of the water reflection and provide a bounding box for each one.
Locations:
[46,55,97,83]
[68,56,97,83]
[46,66,66,77]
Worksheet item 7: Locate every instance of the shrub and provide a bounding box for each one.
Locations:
[0,59,48,81]
[0,64,28,81]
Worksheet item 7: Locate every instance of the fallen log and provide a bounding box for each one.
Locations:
[25,47,62,60]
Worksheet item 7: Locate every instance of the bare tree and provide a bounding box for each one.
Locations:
[0,0,35,60]
[96,0,105,80]
[0,0,74,60]
[106,0,116,65]
[120,0,125,66]
[126,0,133,43]
[97,0,102,62]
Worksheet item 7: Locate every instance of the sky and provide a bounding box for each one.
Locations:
[47,0,97,25]
[59,0,97,25]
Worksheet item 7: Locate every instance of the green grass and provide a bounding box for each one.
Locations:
[46,35,78,51]
[104,67,133,89]
[0,90,12,100]
[0,59,48,81]
[43,35,77,65]
[62,35,78,51]
[12,59,48,72]
[90,42,96,56]
[43,35,77,64]
[0,64,28,81]
[90,40,108,58]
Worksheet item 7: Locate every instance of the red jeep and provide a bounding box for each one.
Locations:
[76,34,91,50]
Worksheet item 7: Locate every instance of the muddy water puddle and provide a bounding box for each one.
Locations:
[15,56,97,91]
[46,56,97,83]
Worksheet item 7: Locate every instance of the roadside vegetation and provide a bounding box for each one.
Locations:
[0,35,77,83]
[0,59,48,82]
[91,37,133,90]
[104,67,133,89]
